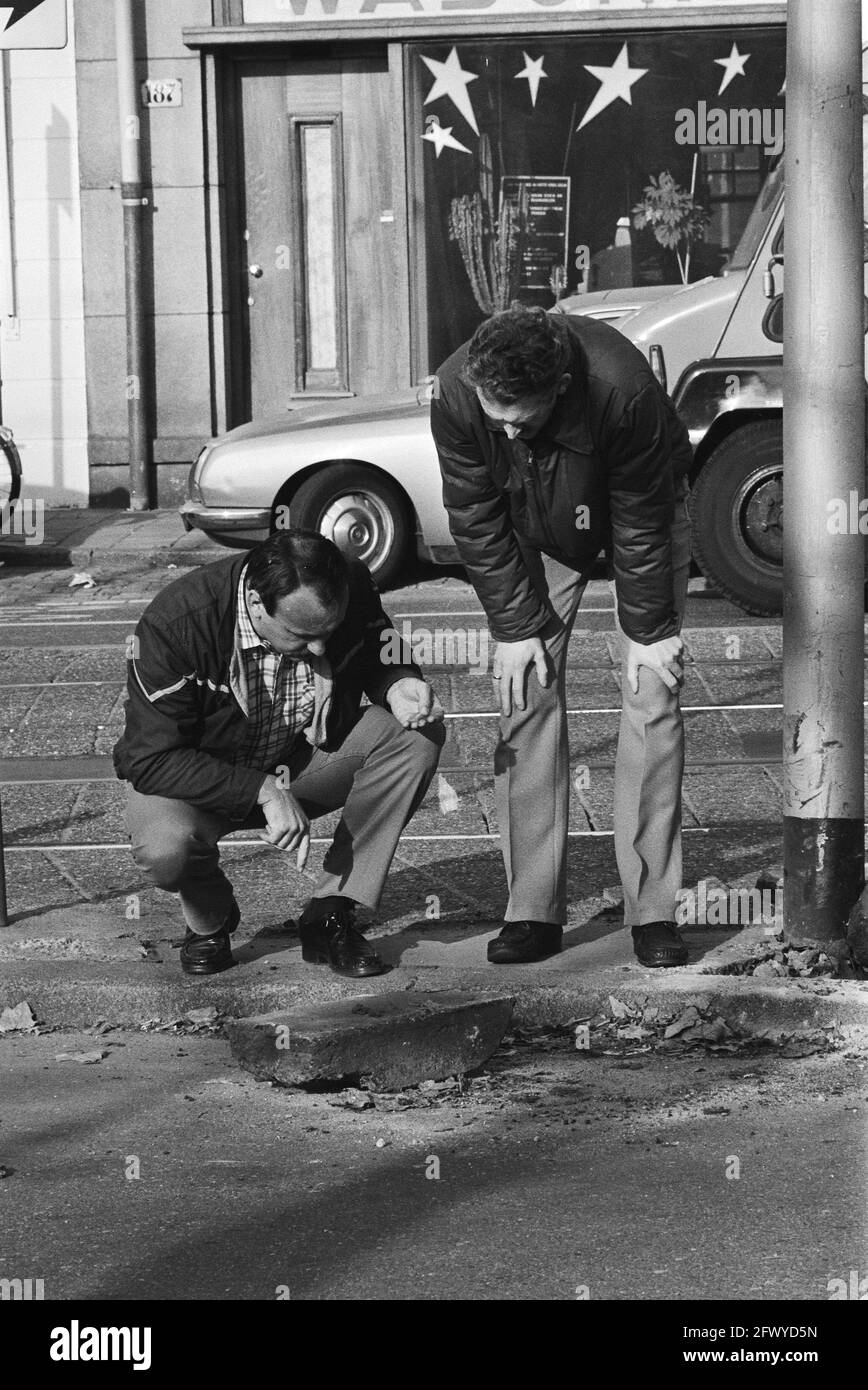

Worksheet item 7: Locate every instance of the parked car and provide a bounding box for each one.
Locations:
[181,388,453,590]
[178,292,679,592]
[0,425,22,529]
[181,158,799,610]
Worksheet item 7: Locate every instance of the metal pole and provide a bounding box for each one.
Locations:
[114,0,152,510]
[0,788,8,927]
[783,0,865,941]
[0,53,10,925]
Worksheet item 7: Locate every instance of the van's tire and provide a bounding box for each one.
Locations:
[690,421,783,616]
[275,463,411,589]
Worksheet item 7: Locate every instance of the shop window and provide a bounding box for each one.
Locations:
[289,116,348,394]
[410,28,785,371]
[699,146,764,261]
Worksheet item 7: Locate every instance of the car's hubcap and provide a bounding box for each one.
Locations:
[319,492,394,570]
[736,467,783,568]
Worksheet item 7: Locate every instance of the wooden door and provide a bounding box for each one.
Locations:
[237,52,410,419]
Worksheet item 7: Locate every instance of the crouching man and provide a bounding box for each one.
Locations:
[114,530,445,977]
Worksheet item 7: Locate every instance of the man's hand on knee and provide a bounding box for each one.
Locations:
[257,775,310,870]
[493,636,549,716]
[624,635,684,694]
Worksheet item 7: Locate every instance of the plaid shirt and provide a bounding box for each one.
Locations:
[233,568,318,772]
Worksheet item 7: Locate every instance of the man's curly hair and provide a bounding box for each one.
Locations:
[463,307,572,405]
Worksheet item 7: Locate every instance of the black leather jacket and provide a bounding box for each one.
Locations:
[431,313,693,644]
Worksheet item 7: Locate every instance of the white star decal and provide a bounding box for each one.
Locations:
[422,116,471,158]
[715,42,750,96]
[515,52,547,108]
[421,47,479,136]
[577,44,648,132]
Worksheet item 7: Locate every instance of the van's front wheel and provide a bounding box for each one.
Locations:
[690,422,783,616]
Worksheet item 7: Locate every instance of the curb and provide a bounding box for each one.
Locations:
[0,543,223,569]
[2,959,866,1034]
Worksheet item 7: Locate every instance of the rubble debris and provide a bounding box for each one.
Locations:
[54,1050,108,1064]
[713,943,845,979]
[137,1008,224,1034]
[0,1001,37,1034]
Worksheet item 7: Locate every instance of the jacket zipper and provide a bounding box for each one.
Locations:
[524,445,560,553]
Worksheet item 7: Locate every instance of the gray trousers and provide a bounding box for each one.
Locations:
[495,494,692,928]
[125,706,444,934]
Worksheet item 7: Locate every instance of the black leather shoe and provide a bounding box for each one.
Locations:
[631,920,689,968]
[299,908,388,978]
[180,901,240,976]
[487,920,563,964]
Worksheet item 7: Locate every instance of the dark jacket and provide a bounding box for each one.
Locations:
[113,554,420,821]
[431,313,693,644]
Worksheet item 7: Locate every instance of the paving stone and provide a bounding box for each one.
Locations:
[225,989,515,1090]
[1,783,86,844]
[683,768,780,825]
[2,685,122,757]
[399,780,490,837]
[563,631,617,666]
[59,652,127,682]
[681,628,781,662]
[683,710,745,762]
[697,661,782,706]
[0,650,91,684]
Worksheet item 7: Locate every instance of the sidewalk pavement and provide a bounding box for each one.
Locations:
[0,507,225,569]
[1,508,866,1049]
[1,861,866,1039]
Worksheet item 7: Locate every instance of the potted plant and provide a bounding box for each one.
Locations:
[632,170,711,285]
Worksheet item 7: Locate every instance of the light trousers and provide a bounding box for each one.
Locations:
[495,494,692,927]
[125,706,444,934]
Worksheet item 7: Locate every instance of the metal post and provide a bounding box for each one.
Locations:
[0,52,9,926]
[0,788,8,927]
[783,0,865,941]
[114,0,152,510]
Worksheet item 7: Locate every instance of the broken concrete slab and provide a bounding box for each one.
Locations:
[225,989,515,1091]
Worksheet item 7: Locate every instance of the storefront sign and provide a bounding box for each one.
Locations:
[244,0,776,22]
[501,175,570,296]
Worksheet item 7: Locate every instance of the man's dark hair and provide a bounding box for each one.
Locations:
[463,307,572,405]
[245,529,349,616]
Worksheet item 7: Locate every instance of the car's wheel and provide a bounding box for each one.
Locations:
[277,463,411,588]
[690,421,783,616]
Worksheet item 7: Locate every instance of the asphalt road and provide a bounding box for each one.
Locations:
[1,1026,865,1302]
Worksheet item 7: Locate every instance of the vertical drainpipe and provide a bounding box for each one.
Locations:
[0,50,14,418]
[114,0,152,509]
[783,0,865,944]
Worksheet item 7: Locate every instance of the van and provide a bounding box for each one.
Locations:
[560,160,795,614]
